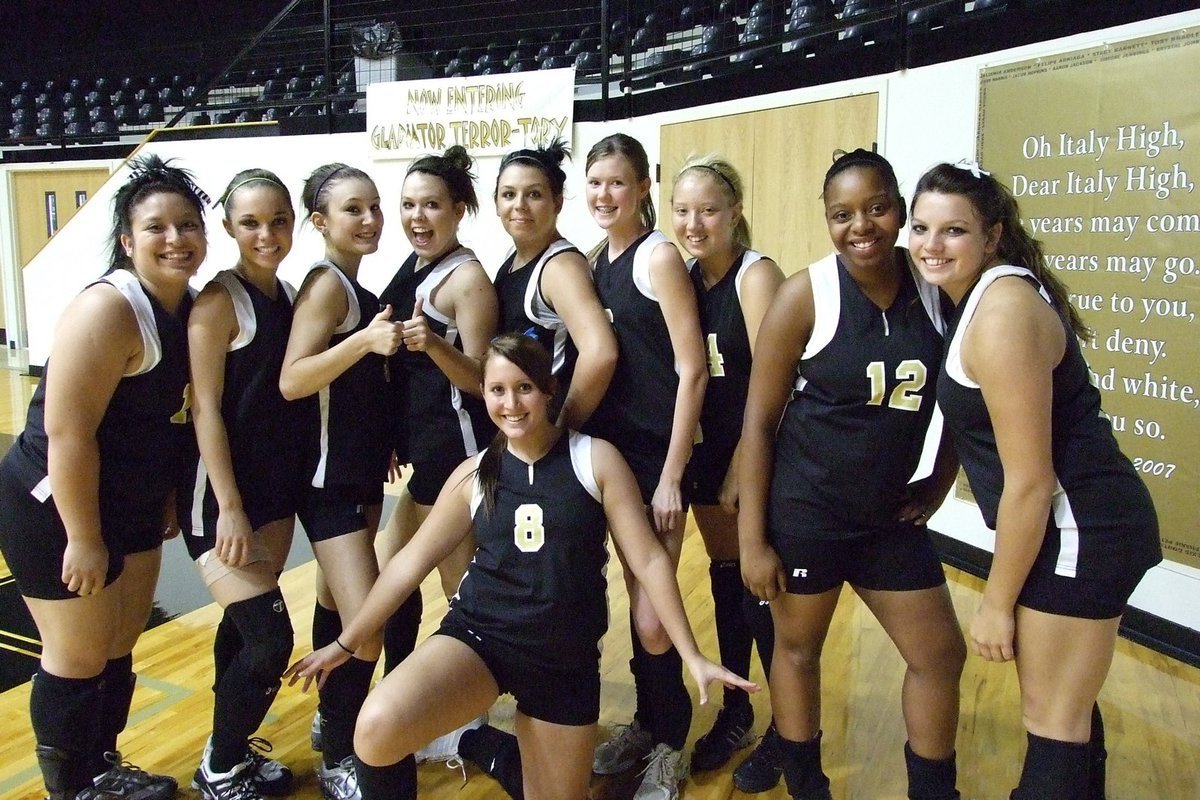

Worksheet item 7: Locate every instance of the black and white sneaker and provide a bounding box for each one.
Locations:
[194,758,261,800]
[690,702,755,772]
[191,736,293,797]
[91,752,178,800]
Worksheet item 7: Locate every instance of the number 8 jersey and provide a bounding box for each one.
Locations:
[768,249,944,539]
[451,430,610,670]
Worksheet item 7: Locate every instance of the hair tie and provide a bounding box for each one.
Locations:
[217,176,287,208]
[128,159,212,207]
[689,164,737,195]
[953,159,990,179]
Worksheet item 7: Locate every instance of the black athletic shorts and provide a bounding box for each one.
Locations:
[186,489,296,560]
[771,519,947,595]
[1017,547,1151,620]
[406,454,464,507]
[684,437,736,507]
[297,482,384,543]
[0,463,161,600]
[436,611,601,727]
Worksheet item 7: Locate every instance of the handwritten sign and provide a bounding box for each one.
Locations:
[366,68,575,159]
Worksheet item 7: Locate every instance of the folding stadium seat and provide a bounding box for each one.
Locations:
[286,76,310,96]
[62,107,87,125]
[35,92,60,111]
[783,1,837,53]
[36,107,56,125]
[907,1,965,31]
[234,111,253,124]
[90,105,116,124]
[841,0,895,43]
[260,79,285,101]
[94,76,112,94]
[159,85,184,106]
[575,50,602,75]
[65,121,87,138]
[93,119,119,134]
[540,55,573,70]
[684,21,739,76]
[632,23,666,52]
[138,102,164,123]
[36,121,63,138]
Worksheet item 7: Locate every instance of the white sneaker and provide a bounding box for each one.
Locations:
[310,711,323,751]
[194,756,261,800]
[632,743,688,800]
[593,720,653,774]
[415,714,486,763]
[191,736,294,796]
[317,755,361,800]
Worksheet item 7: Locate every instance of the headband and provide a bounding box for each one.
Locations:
[217,175,288,208]
[687,163,737,196]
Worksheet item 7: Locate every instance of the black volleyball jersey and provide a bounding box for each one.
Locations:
[379,246,491,463]
[494,237,582,380]
[939,266,1160,579]
[768,250,945,539]
[587,230,690,455]
[5,269,194,528]
[453,431,610,670]
[197,271,316,516]
[690,249,766,465]
[305,261,391,488]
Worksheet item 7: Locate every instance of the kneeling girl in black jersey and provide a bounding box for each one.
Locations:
[284,333,756,800]
[0,155,205,800]
[909,163,1160,800]
[739,150,966,800]
[280,164,400,799]
[670,154,784,777]
[187,169,313,798]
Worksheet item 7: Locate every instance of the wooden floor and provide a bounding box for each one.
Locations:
[0,362,1198,799]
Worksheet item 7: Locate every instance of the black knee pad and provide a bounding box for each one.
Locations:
[226,588,294,682]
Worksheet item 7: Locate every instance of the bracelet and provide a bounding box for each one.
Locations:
[334,639,354,655]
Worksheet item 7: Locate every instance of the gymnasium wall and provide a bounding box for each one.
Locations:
[9,7,1200,636]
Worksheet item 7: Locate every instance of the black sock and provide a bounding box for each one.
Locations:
[710,560,753,709]
[1011,732,1090,800]
[382,590,422,675]
[354,754,415,800]
[641,645,692,750]
[31,669,102,797]
[91,654,135,777]
[211,588,294,773]
[777,731,830,798]
[630,615,654,732]
[1089,703,1106,799]
[905,741,959,799]
[319,656,377,766]
[312,601,342,651]
[460,724,525,800]
[742,585,776,680]
[212,610,242,692]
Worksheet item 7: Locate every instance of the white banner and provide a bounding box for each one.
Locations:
[366,68,575,159]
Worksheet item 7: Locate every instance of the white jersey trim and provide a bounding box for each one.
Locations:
[102,269,162,376]
[945,264,1051,389]
[631,230,671,302]
[468,451,487,518]
[414,246,478,327]
[568,431,602,503]
[305,260,361,335]
[213,270,256,352]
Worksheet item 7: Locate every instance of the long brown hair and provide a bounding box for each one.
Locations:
[912,163,1090,340]
[476,333,557,517]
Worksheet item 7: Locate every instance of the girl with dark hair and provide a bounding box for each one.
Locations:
[739,149,965,800]
[491,139,616,429]
[583,133,708,800]
[376,145,498,615]
[669,154,784,777]
[284,333,756,800]
[280,162,400,800]
[909,162,1160,800]
[0,154,206,800]
[187,169,313,799]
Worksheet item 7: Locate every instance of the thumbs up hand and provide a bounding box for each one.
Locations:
[402,295,434,352]
[366,304,404,356]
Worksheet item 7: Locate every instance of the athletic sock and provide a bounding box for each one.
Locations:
[742,584,776,679]
[710,559,753,709]
[1089,703,1107,799]
[630,614,654,732]
[319,656,377,766]
[212,611,242,691]
[1010,732,1090,800]
[641,645,692,751]
[382,590,422,675]
[354,754,416,800]
[459,724,525,800]
[30,669,102,797]
[312,601,342,651]
[905,741,960,799]
[777,731,831,799]
[211,588,294,772]
[91,654,135,777]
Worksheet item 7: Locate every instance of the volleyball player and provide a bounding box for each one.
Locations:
[187,169,312,799]
[284,333,756,800]
[739,150,966,800]
[909,161,1161,799]
[0,155,205,800]
[669,154,783,776]
[280,163,400,800]
[584,133,707,800]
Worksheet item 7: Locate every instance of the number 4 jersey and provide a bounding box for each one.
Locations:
[768,249,945,539]
[453,430,610,670]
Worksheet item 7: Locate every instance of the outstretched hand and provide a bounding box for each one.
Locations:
[684,655,760,706]
[283,641,352,692]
